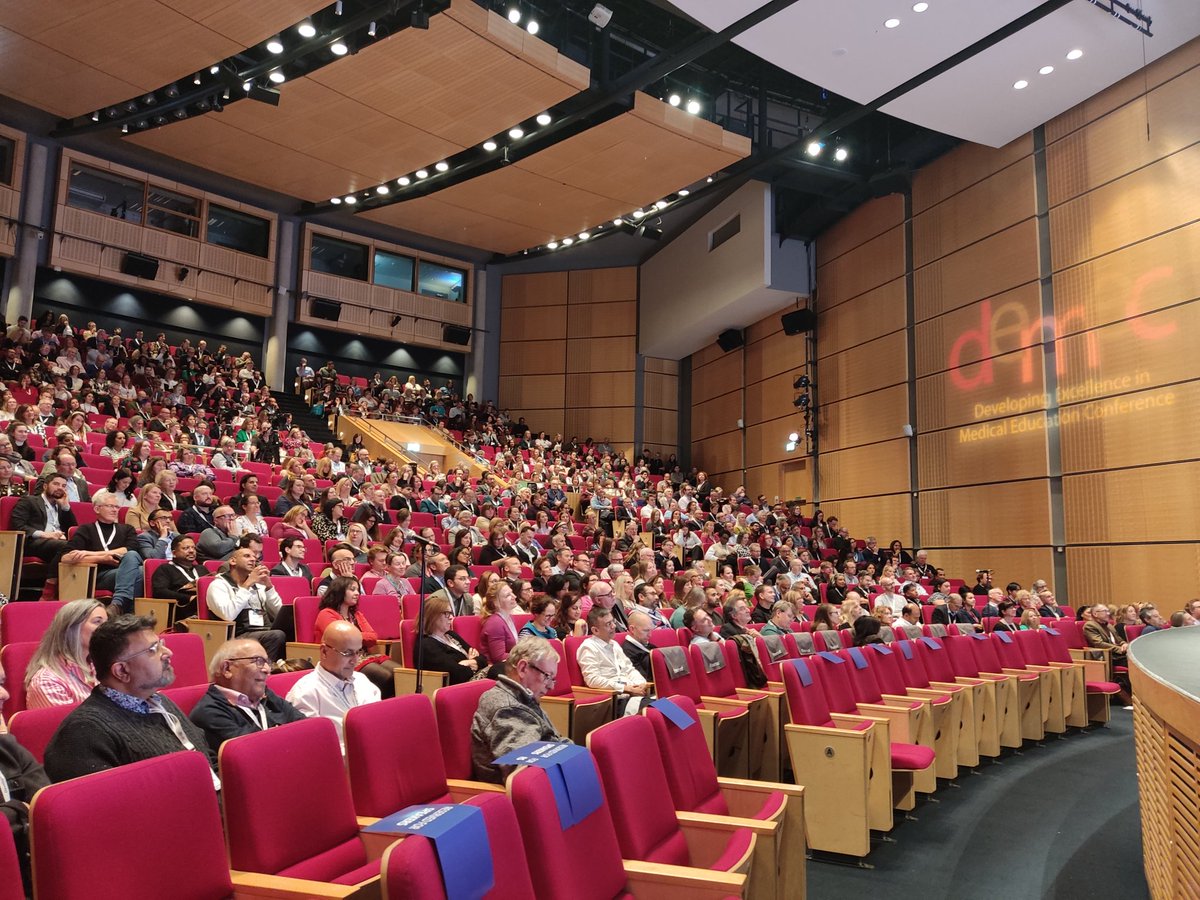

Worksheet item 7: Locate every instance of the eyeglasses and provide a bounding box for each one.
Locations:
[323,644,366,659]
[118,639,166,662]
[228,656,271,669]
[528,662,556,685]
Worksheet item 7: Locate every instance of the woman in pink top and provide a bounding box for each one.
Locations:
[24,599,108,707]
[479,579,519,672]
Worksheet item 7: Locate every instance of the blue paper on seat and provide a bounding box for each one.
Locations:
[790,658,813,686]
[818,651,844,664]
[870,644,893,655]
[970,632,988,641]
[364,804,493,900]
[920,637,942,650]
[1044,627,1059,635]
[847,647,868,669]
[650,697,696,730]
[494,741,602,829]
[995,631,1013,644]
[897,641,914,659]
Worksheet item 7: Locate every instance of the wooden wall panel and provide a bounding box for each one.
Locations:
[1064,462,1200,545]
[498,374,564,409]
[924,548,1054,590]
[1049,143,1200,273]
[745,418,804,468]
[565,336,636,373]
[692,352,744,404]
[567,267,638,304]
[913,219,1039,322]
[566,301,636,338]
[920,481,1051,547]
[745,459,813,506]
[565,408,634,443]
[745,370,803,428]
[816,331,908,402]
[918,415,1049,489]
[1068,545,1200,607]
[912,134,1034,215]
[644,372,678,409]
[1052,221,1200,337]
[501,272,567,307]
[502,305,566,338]
[818,386,908,453]
[914,283,1042,378]
[1059,381,1199,475]
[499,340,566,375]
[816,194,905,267]
[645,357,679,375]
[916,347,1046,432]
[912,158,1035,267]
[565,372,634,407]
[694,431,743,481]
[644,409,678,446]
[746,327,804,384]
[817,278,906,358]
[816,226,906,308]
[816,494,912,548]
[819,440,910,501]
[506,408,564,436]
[692,392,742,442]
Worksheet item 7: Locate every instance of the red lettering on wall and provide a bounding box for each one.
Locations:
[948,300,994,390]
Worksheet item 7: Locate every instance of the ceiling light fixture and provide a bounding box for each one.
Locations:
[1039,65,1054,75]
[1013,79,1029,90]
[376,185,389,195]
[415,169,429,179]
[298,20,317,37]
[668,93,681,107]
[526,19,539,35]
[885,18,901,28]
[483,140,498,151]
[331,40,348,55]
[654,200,668,210]
[509,126,524,139]
[435,161,449,172]
[685,98,701,115]
[344,195,357,204]
[547,241,559,249]
[121,124,129,133]
[579,232,590,240]
[193,73,202,85]
[368,20,377,37]
[330,197,342,204]
[612,218,624,226]
[398,176,411,186]
[806,141,822,156]
[536,112,552,126]
[269,70,286,84]
[267,37,284,53]
[562,237,574,246]
[678,189,690,196]
[334,0,343,13]
[210,65,220,75]
[834,146,848,161]
[912,2,928,11]
[91,111,100,122]
[242,81,252,92]
[1067,48,1083,60]
[508,8,521,24]
[632,209,645,218]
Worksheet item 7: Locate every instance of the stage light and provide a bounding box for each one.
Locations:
[334,1,343,14]
[368,20,377,37]
[788,432,799,442]
[376,185,389,195]
[806,141,822,156]
[562,237,574,246]
[707,176,713,183]
[398,176,411,186]
[267,37,284,53]
[678,189,690,196]
[912,2,928,11]
[1039,65,1054,75]
[1013,79,1028,90]
[547,241,559,249]
[509,127,524,139]
[210,65,220,74]
[685,98,701,115]
[668,93,681,106]
[298,20,317,37]
[344,195,356,204]
[655,200,668,210]
[331,40,348,55]
[121,124,129,133]
[785,440,797,452]
[269,70,286,84]
[631,209,645,218]
[885,18,900,28]
[834,146,848,162]
[193,73,202,85]
[415,169,429,179]
[1067,48,1083,60]
[435,161,449,172]
[330,197,342,204]
[579,232,590,240]
[612,218,623,226]
[536,112,552,125]
[164,85,180,99]
[483,140,497,151]
[526,19,539,34]
[411,6,430,28]
[508,8,521,23]
[589,4,613,29]
[91,111,100,122]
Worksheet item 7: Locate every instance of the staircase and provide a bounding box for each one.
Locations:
[271,391,339,447]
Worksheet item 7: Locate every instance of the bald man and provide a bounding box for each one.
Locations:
[286,620,381,751]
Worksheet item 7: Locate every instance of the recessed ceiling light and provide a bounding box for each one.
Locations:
[632,209,645,219]
[612,218,624,226]
[1039,65,1054,75]
[547,241,559,249]
[482,140,498,152]
[885,18,901,28]
[509,127,524,139]
[331,41,348,55]
[376,185,389,195]
[415,169,429,179]
[242,81,252,92]
[678,189,690,196]
[806,141,822,156]
[210,65,220,74]
[834,147,848,161]
[298,21,316,38]
[1066,48,1083,61]
[668,93,681,107]
[1013,79,1029,90]
[398,176,411,186]
[536,112,552,126]
[435,161,449,172]
[579,232,590,240]
[912,2,928,11]
[330,197,342,205]
[344,195,357,204]
[562,237,573,246]
[526,20,539,35]
[508,8,521,24]
[267,37,284,54]
[269,70,286,84]
[655,200,668,210]
[685,99,701,115]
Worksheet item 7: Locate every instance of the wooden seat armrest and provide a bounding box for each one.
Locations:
[829,712,880,729]
[445,778,506,799]
[736,686,782,700]
[717,776,804,798]
[785,721,869,742]
[1001,667,1038,679]
[573,685,618,698]
[699,696,753,713]
[882,693,929,707]
[904,687,953,703]
[231,870,380,898]
[677,810,780,837]
[622,858,746,899]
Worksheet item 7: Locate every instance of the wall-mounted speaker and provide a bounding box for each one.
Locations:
[442,324,471,346]
[309,298,341,321]
[781,308,816,335]
[120,252,160,280]
[717,328,744,352]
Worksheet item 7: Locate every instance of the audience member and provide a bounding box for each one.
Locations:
[189,638,306,749]
[24,599,108,707]
[286,620,382,752]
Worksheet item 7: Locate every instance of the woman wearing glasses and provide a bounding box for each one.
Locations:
[418,594,482,685]
[314,576,399,697]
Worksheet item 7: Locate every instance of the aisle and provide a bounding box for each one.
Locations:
[807,710,1148,900]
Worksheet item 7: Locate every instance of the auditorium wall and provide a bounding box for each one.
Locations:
[810,37,1200,603]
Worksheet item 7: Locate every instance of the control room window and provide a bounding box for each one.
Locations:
[207,204,271,258]
[66,164,145,224]
[310,234,369,281]
[373,249,416,291]
[417,261,467,302]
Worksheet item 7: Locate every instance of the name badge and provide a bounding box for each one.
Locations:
[247,610,265,627]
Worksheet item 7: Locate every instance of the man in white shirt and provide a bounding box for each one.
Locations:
[286,620,381,752]
[876,577,906,617]
[575,606,650,716]
[206,547,286,661]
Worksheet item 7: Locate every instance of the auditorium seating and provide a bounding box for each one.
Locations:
[6,703,76,764]
[0,641,36,718]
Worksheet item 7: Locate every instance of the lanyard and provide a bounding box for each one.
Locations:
[174,564,197,582]
[240,703,268,730]
[97,523,117,552]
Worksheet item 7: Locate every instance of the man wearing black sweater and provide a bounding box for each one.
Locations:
[44,614,217,786]
[189,638,305,750]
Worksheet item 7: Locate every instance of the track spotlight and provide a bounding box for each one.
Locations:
[391,314,403,327]
[788,432,799,442]
[631,209,645,219]
[793,397,805,409]
[376,185,389,195]
[121,124,129,134]
[508,127,524,139]
[562,237,574,246]
[344,195,356,204]
[806,141,822,156]
[331,197,342,204]
[267,37,284,54]
[164,84,180,100]
[411,6,430,28]
[685,98,701,115]
[508,8,521,24]
[834,146,848,162]
[193,73,202,85]
[368,21,377,37]
[172,109,187,119]
[589,4,613,29]
[334,0,343,13]
[794,374,811,389]
[547,241,559,249]
[668,93,681,106]
[654,200,668,210]
[536,112,552,126]
[483,140,497,151]
[91,111,100,122]
[526,19,539,34]
[298,20,317,37]
[678,189,690,196]
[398,176,411,186]
[415,169,429,179]
[330,40,348,55]
[269,70,286,84]
[579,232,590,240]
[435,161,449,172]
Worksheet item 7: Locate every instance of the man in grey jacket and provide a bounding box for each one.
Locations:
[470,637,570,784]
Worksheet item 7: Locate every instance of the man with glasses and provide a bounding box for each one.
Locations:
[286,621,381,752]
[39,448,90,502]
[206,547,286,661]
[60,489,144,615]
[189,638,305,750]
[135,507,180,560]
[576,606,650,717]
[44,614,217,784]
[579,581,629,631]
[197,504,239,563]
[470,636,569,784]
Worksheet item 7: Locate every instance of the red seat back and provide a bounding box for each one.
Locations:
[943,635,985,678]
[754,632,798,683]
[1014,629,1052,665]
[266,669,307,698]
[1039,627,1073,664]
[7,703,77,764]
[648,628,680,649]
[645,695,728,816]
[0,641,37,718]
[1,601,65,646]
[359,595,402,640]
[433,679,495,780]
[272,576,312,606]
[968,632,1008,674]
[836,647,887,704]
[687,642,743,699]
[161,633,208,688]
[781,658,836,728]
[650,647,703,704]
[0,819,20,900]
[294,595,321,643]
[452,615,483,654]
[160,683,210,716]
[911,636,954,683]
[862,643,910,696]
[991,631,1029,669]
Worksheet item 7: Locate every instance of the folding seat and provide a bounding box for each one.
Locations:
[393,619,443,697]
[814,652,937,797]
[588,716,769,900]
[0,600,63,646]
[451,615,483,655]
[432,678,497,781]
[188,575,236,652]
[689,640,779,780]
[266,669,307,699]
[791,631,817,656]
[811,629,845,652]
[852,643,964,775]
[539,637,615,744]
[161,632,209,687]
[30,752,259,899]
[752,632,798,683]
[345,694,501,819]
[1123,624,1145,642]
[1040,626,1119,724]
[381,793,536,900]
[991,630,1064,734]
[650,628,681,648]
[509,756,746,899]
[651,646,751,777]
[933,636,1008,756]
[646,695,805,899]
[285,595,322,663]
[6,703,75,764]
[780,659,895,856]
[272,575,314,607]
[967,633,1044,741]
[1015,629,1086,728]
[0,641,36,719]
[219,717,382,891]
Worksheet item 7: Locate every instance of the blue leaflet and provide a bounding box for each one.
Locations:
[817,651,844,664]
[847,647,868,669]
[364,804,493,900]
[650,697,696,730]
[1044,627,1060,635]
[920,637,943,650]
[493,741,602,829]
[870,644,894,655]
[995,631,1013,644]
[789,658,813,686]
[897,641,914,659]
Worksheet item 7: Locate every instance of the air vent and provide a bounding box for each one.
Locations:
[708,214,741,252]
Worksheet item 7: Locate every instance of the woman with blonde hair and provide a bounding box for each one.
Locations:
[479,578,520,671]
[1019,609,1043,631]
[24,599,108,707]
[123,482,164,532]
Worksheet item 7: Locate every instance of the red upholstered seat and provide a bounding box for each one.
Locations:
[889,741,935,771]
[161,632,208,687]
[752,632,799,683]
[651,647,748,721]
[294,595,322,642]
[0,641,36,718]
[265,669,306,698]
[381,793,536,900]
[219,717,380,888]
[433,678,496,781]
[31,752,233,899]
[7,704,77,764]
[1,601,64,646]
[160,683,210,716]
[0,821,21,900]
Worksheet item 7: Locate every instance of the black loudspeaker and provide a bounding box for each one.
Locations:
[781,308,816,335]
[717,329,744,352]
[120,252,160,280]
[442,324,471,346]
[310,298,341,321]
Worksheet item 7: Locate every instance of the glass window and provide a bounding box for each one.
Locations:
[66,164,144,224]
[207,204,271,258]
[0,136,13,186]
[417,261,467,302]
[373,249,415,291]
[310,233,369,281]
[146,186,200,237]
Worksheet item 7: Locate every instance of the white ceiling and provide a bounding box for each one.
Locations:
[669,0,1200,147]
